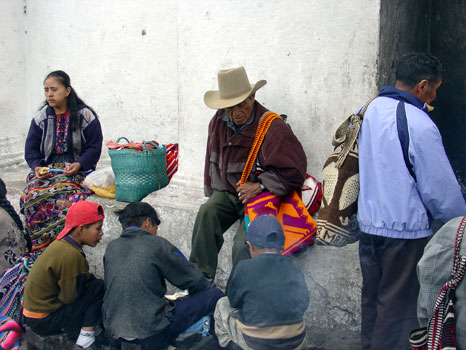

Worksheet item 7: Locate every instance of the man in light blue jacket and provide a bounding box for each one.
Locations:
[357,52,466,350]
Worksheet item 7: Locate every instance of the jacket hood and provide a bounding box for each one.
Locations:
[378,86,430,113]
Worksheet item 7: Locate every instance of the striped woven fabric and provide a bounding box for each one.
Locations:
[427,217,466,349]
[165,143,179,181]
[20,172,91,251]
[0,315,21,350]
[0,254,36,328]
[426,257,466,349]
[410,216,466,350]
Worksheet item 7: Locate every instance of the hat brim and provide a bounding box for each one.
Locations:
[204,80,267,109]
[56,225,73,240]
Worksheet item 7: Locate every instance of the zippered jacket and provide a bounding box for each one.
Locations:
[25,104,103,171]
[357,86,466,239]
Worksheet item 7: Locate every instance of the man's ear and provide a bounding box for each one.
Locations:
[69,225,84,244]
[416,79,429,92]
[412,79,430,101]
[140,217,152,230]
[247,241,256,253]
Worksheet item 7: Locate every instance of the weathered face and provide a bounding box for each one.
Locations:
[416,79,442,104]
[226,94,255,126]
[43,77,70,112]
[80,220,104,247]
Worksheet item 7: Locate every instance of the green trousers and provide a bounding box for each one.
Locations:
[189,190,249,279]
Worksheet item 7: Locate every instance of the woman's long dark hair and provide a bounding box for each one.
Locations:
[0,179,23,232]
[42,70,96,132]
[0,178,32,252]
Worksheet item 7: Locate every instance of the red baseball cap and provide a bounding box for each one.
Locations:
[57,201,105,240]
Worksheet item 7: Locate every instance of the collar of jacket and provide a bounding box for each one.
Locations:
[378,85,431,113]
[63,234,85,255]
[122,227,152,236]
[45,103,88,117]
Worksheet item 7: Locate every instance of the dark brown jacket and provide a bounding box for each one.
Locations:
[204,101,307,197]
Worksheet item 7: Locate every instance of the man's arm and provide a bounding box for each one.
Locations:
[225,261,248,309]
[157,238,209,294]
[412,123,466,221]
[56,253,89,305]
[204,114,219,197]
[257,119,307,196]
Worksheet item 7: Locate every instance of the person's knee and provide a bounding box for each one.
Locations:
[216,296,229,309]
[195,287,224,311]
[209,287,225,303]
[197,202,218,220]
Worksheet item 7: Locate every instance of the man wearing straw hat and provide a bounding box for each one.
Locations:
[189,66,307,282]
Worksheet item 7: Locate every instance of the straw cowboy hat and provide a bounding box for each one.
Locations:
[204,66,267,109]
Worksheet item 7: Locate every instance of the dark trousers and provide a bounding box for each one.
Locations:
[26,278,104,340]
[189,190,249,279]
[129,287,224,350]
[359,233,429,350]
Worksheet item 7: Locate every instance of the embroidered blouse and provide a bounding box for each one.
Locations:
[54,110,70,154]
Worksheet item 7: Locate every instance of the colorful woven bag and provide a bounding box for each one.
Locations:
[0,254,36,328]
[108,137,169,202]
[241,112,316,255]
[316,99,374,246]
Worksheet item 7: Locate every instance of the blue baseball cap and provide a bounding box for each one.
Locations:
[246,215,285,250]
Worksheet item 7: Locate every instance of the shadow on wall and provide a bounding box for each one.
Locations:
[378,0,466,194]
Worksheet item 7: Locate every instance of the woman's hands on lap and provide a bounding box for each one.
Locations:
[63,162,82,176]
[34,167,51,180]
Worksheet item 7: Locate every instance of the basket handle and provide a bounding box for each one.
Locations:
[143,141,162,151]
[116,137,130,144]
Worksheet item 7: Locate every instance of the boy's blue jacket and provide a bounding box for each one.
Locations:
[357,86,466,238]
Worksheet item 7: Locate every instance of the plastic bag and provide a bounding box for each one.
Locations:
[82,167,115,189]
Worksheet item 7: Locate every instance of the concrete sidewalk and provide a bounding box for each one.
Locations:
[19,327,361,349]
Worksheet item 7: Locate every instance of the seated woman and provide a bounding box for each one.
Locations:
[21,70,103,252]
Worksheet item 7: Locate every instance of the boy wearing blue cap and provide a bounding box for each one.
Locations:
[214,215,310,350]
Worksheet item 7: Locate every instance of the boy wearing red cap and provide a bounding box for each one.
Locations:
[23,201,105,350]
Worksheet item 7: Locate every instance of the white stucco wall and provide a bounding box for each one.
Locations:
[1,0,380,185]
[0,0,28,165]
[1,0,381,335]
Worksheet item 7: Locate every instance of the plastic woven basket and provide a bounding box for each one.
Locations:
[109,137,169,202]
